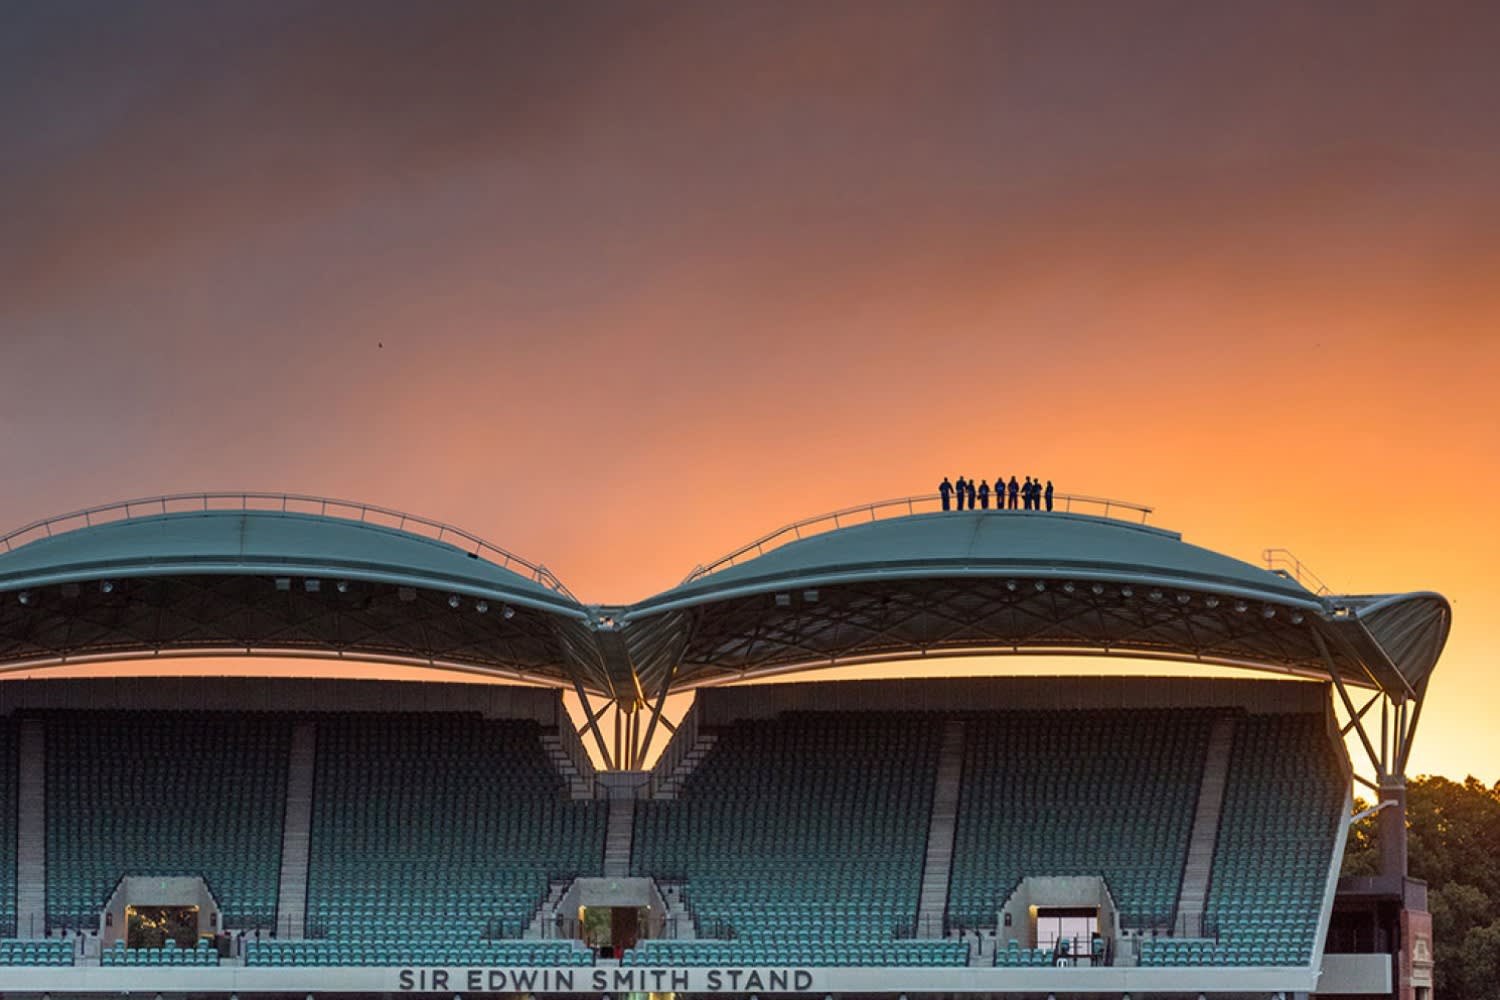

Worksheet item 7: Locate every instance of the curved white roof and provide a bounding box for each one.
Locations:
[0,495,1451,708]
[633,511,1319,614]
[0,510,579,613]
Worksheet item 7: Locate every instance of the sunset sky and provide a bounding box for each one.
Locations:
[1,2,1497,779]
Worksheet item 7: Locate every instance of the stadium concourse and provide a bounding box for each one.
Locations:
[0,492,1452,1000]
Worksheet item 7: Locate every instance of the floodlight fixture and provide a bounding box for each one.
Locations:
[448,594,462,609]
[475,601,489,614]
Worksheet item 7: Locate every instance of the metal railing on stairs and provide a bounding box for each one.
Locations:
[1262,548,1332,596]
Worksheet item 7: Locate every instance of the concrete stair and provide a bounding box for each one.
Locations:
[916,719,966,938]
[603,797,636,877]
[524,880,573,939]
[274,721,317,939]
[652,732,717,799]
[659,881,697,940]
[15,718,46,938]
[1174,714,1237,936]
[541,730,594,800]
[969,932,994,968]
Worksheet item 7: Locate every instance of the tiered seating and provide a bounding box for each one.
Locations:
[1138,936,1219,966]
[0,721,16,937]
[994,942,1056,966]
[1192,713,1343,966]
[102,938,219,965]
[267,714,604,966]
[629,712,965,967]
[247,938,593,967]
[622,938,967,967]
[0,939,72,965]
[949,709,1213,929]
[45,712,291,930]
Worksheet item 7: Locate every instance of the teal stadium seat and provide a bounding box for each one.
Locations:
[0,938,74,965]
[247,714,604,967]
[950,709,1214,931]
[0,722,16,937]
[44,711,291,932]
[1134,714,1342,967]
[627,712,968,968]
[101,938,219,966]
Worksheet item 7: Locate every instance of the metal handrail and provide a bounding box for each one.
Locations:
[0,491,575,598]
[683,490,1154,584]
[1263,548,1332,597]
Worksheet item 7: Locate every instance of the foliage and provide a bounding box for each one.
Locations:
[1343,776,1500,1000]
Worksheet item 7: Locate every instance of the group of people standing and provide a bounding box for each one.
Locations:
[939,475,1054,512]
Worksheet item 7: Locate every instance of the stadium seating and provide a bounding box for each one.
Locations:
[621,937,968,967]
[0,938,73,965]
[246,938,594,967]
[267,713,605,966]
[949,709,1214,930]
[0,721,16,938]
[1201,714,1342,966]
[628,711,968,967]
[44,711,291,931]
[102,938,219,966]
[994,941,1057,967]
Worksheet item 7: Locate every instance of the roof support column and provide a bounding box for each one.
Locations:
[571,678,615,770]
[1316,628,1384,781]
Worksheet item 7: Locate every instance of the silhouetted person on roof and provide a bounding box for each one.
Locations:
[939,477,953,511]
[1022,476,1033,510]
[1045,480,1054,512]
[977,480,990,509]
[955,476,968,511]
[1008,476,1019,510]
[966,478,977,510]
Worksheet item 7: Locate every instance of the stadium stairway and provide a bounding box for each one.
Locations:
[652,731,717,800]
[660,882,698,940]
[603,797,636,877]
[541,729,595,800]
[274,721,318,938]
[15,718,46,939]
[1174,713,1237,936]
[916,719,965,938]
[523,880,572,939]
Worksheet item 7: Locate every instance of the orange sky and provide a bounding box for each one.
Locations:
[1,2,1497,780]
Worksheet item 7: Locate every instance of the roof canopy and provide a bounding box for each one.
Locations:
[0,495,1451,712]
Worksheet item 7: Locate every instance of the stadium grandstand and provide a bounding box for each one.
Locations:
[0,491,1450,998]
